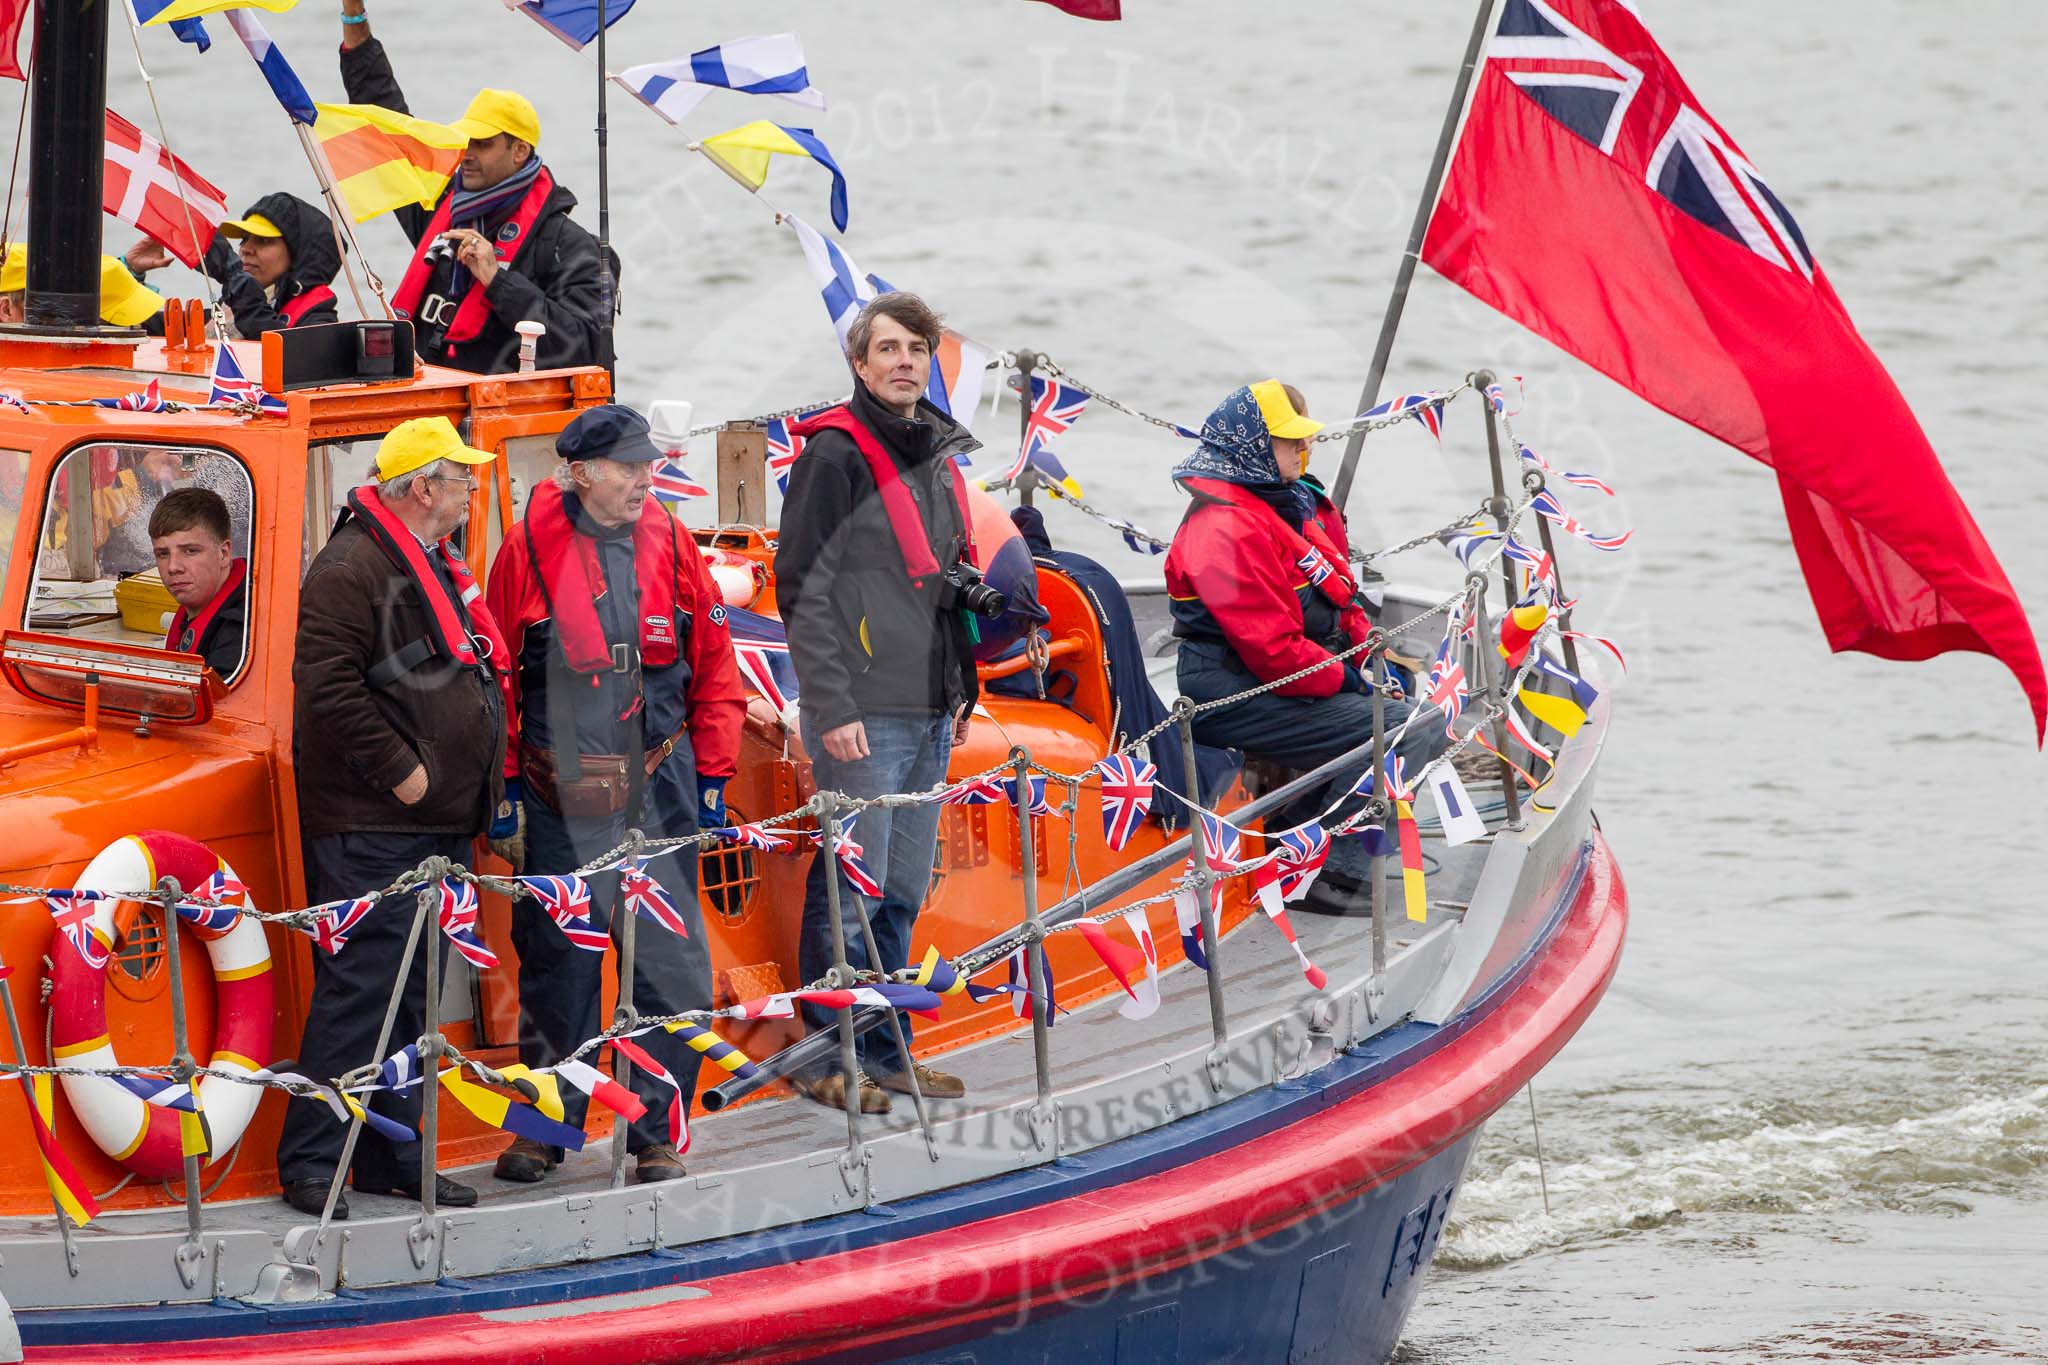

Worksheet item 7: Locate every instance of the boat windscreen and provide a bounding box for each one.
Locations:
[0,447,27,610]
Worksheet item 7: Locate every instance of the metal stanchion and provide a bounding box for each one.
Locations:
[816,792,867,1195]
[1172,700,1230,1091]
[1012,749,1056,1149]
[0,941,78,1276]
[1466,581,1525,831]
[609,831,644,1190]
[312,865,439,1243]
[414,881,443,1233]
[1368,659,1389,978]
[156,877,208,1287]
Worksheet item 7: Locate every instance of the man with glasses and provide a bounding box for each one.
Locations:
[279,416,514,1219]
[484,404,744,1186]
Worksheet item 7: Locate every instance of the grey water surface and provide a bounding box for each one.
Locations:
[86,1,2048,1359]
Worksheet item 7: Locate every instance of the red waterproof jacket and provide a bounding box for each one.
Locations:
[1163,478,1371,698]
[487,494,745,780]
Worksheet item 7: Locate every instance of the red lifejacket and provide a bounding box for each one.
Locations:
[279,284,336,326]
[164,557,247,655]
[787,404,976,588]
[520,480,682,674]
[343,484,511,673]
[1185,479,1362,613]
[391,168,556,357]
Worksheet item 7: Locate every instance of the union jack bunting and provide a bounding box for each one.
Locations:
[91,379,171,413]
[765,413,826,494]
[1196,809,1246,874]
[438,878,499,969]
[1530,489,1631,550]
[109,1072,200,1112]
[1269,820,1331,902]
[310,895,375,955]
[1518,443,1615,496]
[1093,753,1156,852]
[207,345,287,413]
[649,455,709,503]
[1423,630,1471,738]
[938,775,1008,806]
[174,867,246,932]
[1349,752,1412,803]
[727,605,799,713]
[1003,375,1087,492]
[710,823,792,853]
[518,874,607,952]
[832,820,883,899]
[45,891,110,971]
[621,860,691,937]
[1004,771,1056,817]
[0,392,30,413]
[1484,377,1525,415]
[1295,545,1335,589]
[1360,392,1446,443]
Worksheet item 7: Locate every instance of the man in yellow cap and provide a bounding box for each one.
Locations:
[280,415,515,1219]
[0,245,164,328]
[339,1,611,374]
[123,192,344,337]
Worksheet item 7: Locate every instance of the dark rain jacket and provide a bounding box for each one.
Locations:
[340,38,614,374]
[214,191,344,336]
[774,384,982,734]
[293,520,508,839]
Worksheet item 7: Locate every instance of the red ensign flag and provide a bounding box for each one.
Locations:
[1422,0,2045,740]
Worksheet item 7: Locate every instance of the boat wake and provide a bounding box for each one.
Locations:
[1437,1082,2048,1269]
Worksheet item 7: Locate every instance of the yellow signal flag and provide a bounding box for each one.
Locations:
[313,102,466,223]
[1517,685,1591,739]
[144,0,297,22]
[1395,799,1428,923]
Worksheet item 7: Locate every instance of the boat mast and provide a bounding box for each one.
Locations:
[1327,0,1498,512]
[24,0,112,331]
[594,0,615,382]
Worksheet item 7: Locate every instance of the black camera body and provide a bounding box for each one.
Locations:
[938,561,1008,620]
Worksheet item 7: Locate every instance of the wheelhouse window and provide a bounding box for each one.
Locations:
[25,443,255,685]
[0,447,28,608]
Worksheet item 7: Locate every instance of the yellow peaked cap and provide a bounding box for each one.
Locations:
[450,89,540,147]
[1250,379,1323,441]
[374,416,496,483]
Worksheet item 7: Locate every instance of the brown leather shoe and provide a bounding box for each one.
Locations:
[796,1070,891,1114]
[494,1136,562,1184]
[874,1063,965,1099]
[635,1144,688,1183]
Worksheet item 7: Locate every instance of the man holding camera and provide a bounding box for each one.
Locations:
[775,293,984,1113]
[339,0,611,373]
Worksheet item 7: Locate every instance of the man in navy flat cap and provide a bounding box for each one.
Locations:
[485,404,745,1184]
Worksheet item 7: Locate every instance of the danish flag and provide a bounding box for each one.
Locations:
[104,109,229,269]
[1093,753,1155,852]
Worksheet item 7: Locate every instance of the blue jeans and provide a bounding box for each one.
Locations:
[797,710,952,1079]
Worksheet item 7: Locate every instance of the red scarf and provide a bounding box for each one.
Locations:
[279,284,335,326]
[1184,478,1361,611]
[165,557,247,656]
[344,484,511,672]
[788,405,975,587]
[521,481,681,674]
[391,168,556,354]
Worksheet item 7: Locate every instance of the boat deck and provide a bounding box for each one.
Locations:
[0,813,1500,1305]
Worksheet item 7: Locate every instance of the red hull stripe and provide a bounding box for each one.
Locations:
[32,835,1626,1365]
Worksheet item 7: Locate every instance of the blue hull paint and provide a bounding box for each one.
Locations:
[872,1133,1478,1365]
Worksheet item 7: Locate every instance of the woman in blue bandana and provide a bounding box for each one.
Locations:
[1163,382,1445,891]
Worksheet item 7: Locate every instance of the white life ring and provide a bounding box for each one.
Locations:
[701,546,764,609]
[47,832,274,1180]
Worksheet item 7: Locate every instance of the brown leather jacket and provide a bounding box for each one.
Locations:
[292,520,506,839]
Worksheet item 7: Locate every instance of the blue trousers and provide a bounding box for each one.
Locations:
[797,710,951,1080]
[510,746,711,1152]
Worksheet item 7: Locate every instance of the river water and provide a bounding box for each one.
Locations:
[94,1,2048,1359]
